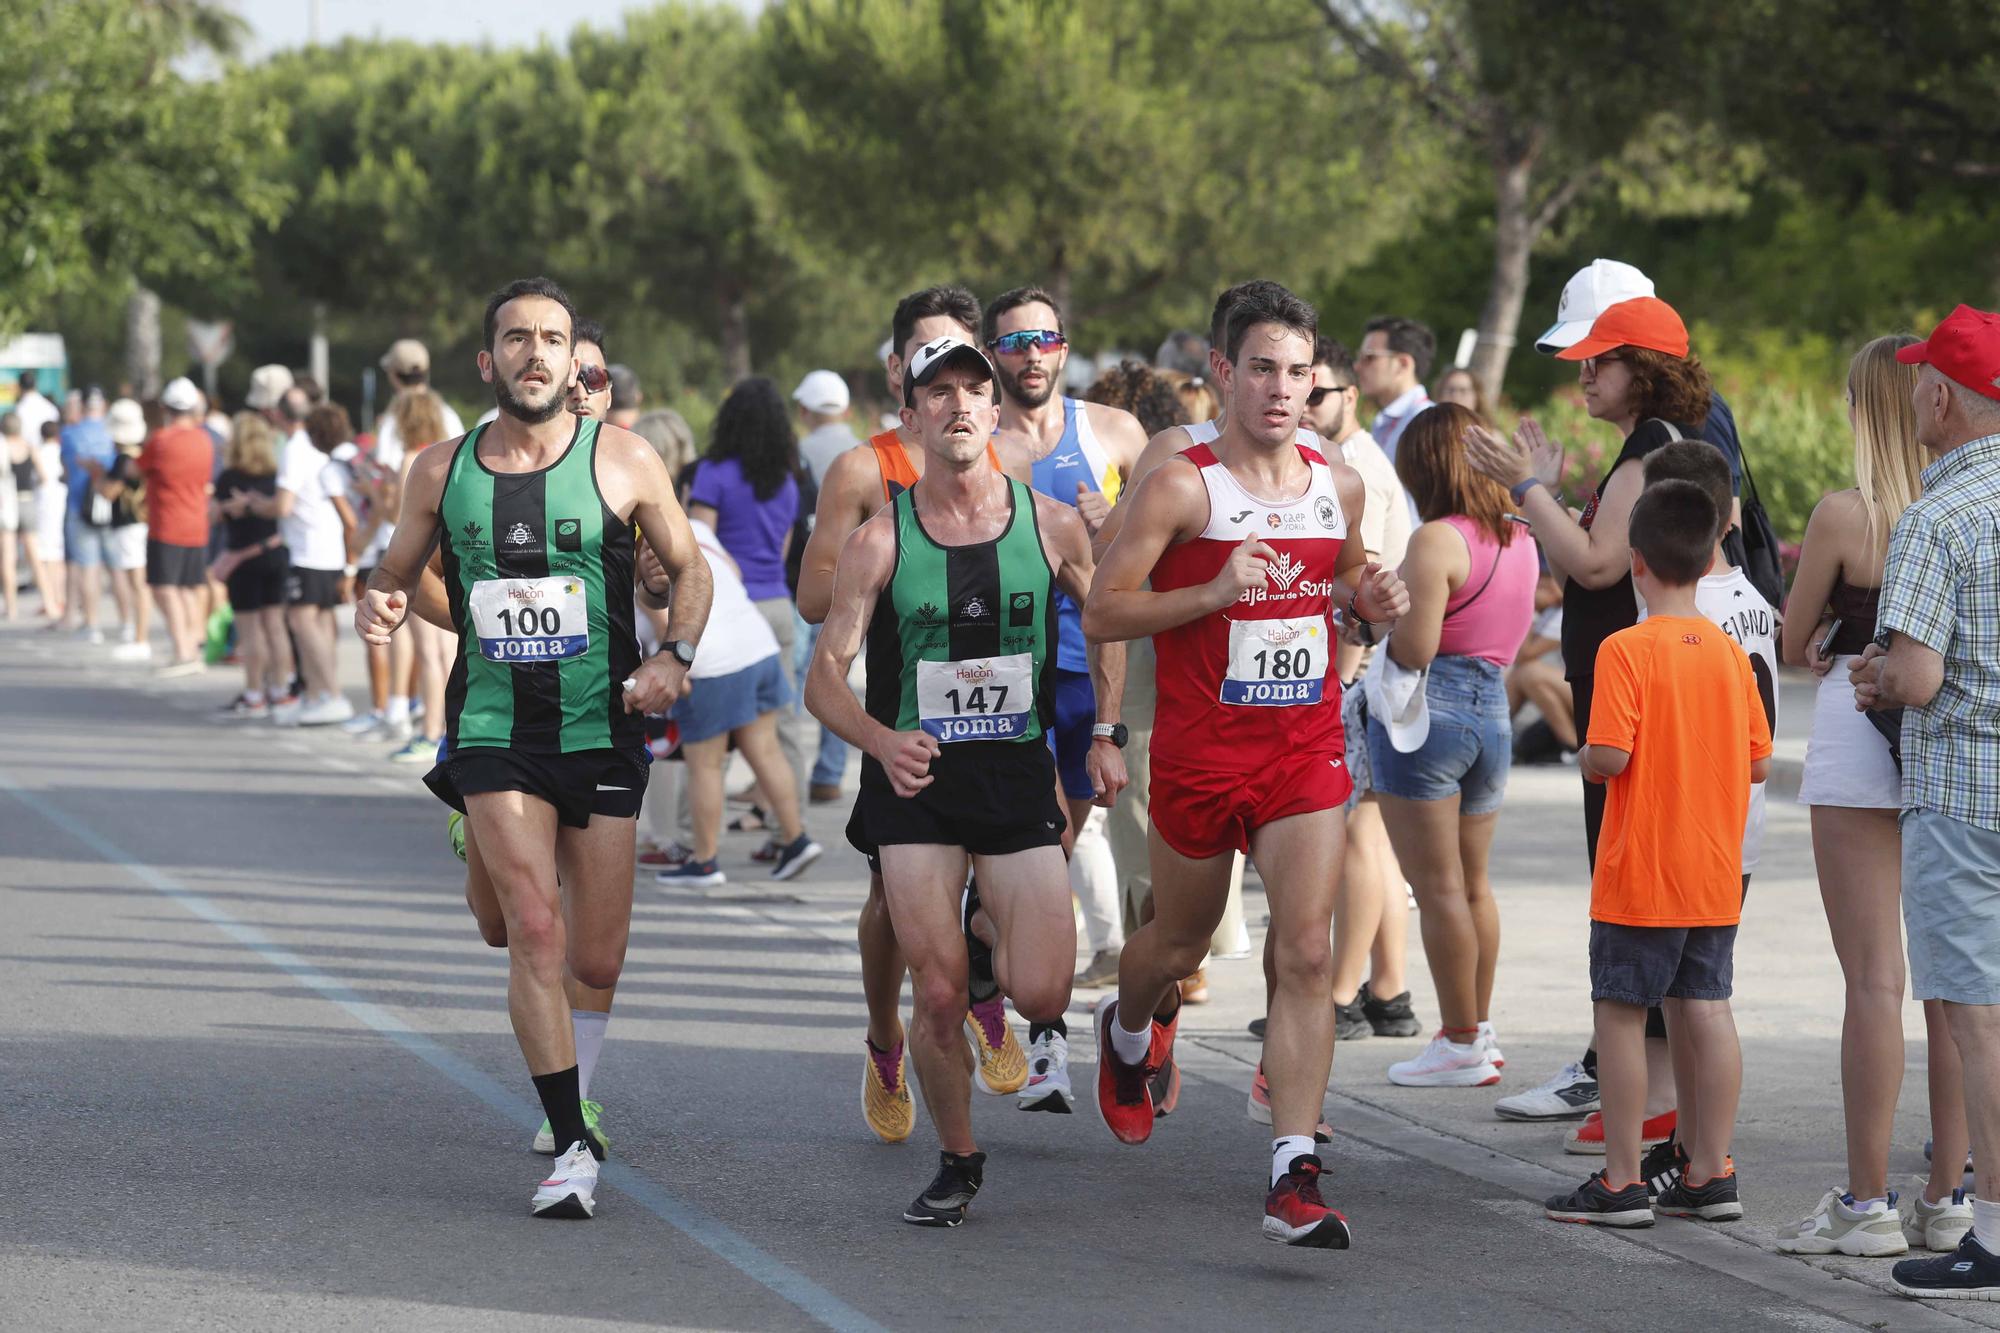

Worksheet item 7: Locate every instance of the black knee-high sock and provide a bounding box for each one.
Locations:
[1028,1017,1068,1043]
[964,876,998,1004]
[532,1066,594,1159]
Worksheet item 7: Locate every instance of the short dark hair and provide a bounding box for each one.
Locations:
[1224,283,1317,364]
[1628,480,1717,586]
[40,419,59,440]
[1210,280,1291,351]
[303,402,353,456]
[891,285,981,365]
[1154,330,1208,378]
[981,286,1064,348]
[1,412,18,436]
[608,364,640,409]
[17,370,34,392]
[573,317,606,356]
[483,276,578,353]
[1363,316,1436,380]
[280,387,312,424]
[1314,334,1357,388]
[1642,440,1731,543]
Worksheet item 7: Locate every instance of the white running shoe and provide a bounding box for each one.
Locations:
[1776,1188,1908,1256]
[298,694,357,726]
[532,1141,599,1219]
[1493,1059,1599,1121]
[1387,1032,1501,1088]
[341,708,386,736]
[270,696,303,727]
[1478,1020,1505,1069]
[109,640,153,662]
[1902,1181,1976,1252]
[1018,1028,1073,1113]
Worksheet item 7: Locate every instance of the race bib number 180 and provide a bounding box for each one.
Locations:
[1221,615,1327,706]
[917,653,1033,742]
[469,576,590,663]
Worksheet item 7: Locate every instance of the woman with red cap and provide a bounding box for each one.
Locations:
[1467,296,1711,1150]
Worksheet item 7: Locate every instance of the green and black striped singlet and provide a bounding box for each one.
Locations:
[863,477,1057,745]
[438,417,641,753]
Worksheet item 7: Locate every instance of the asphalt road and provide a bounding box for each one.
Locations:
[0,621,1986,1332]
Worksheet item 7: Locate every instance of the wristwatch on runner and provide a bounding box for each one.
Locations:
[662,639,696,668]
[1090,723,1128,748]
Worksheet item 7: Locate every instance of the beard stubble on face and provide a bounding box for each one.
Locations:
[998,361,1058,410]
[495,365,568,425]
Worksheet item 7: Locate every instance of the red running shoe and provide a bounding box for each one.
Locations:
[1094,999,1155,1144]
[1263,1154,1352,1248]
[1149,1005,1181,1117]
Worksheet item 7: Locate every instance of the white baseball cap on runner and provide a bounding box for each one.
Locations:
[902,336,997,407]
[1535,259,1656,355]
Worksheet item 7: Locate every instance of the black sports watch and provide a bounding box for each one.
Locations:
[1091,722,1128,748]
[662,639,696,668]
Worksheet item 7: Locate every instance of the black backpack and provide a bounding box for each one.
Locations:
[1726,444,1786,610]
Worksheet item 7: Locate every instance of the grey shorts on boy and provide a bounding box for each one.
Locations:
[1903,806,2000,1005]
[1589,920,1737,1007]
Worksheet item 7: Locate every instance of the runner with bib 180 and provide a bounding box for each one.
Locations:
[357,277,713,1221]
[1084,282,1408,1249]
[805,335,1125,1228]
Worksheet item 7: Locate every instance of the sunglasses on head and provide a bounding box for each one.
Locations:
[988,329,1066,356]
[574,362,610,395]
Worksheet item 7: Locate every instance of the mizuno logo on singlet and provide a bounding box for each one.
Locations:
[1052,452,1080,467]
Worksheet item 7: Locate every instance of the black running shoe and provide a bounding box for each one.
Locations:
[1149,1044,1181,1118]
[1640,1137,1688,1199]
[1358,982,1421,1038]
[1894,1233,2000,1301]
[1248,1016,1265,1039]
[1655,1166,1743,1221]
[1335,995,1372,1041]
[903,1151,985,1227]
[1545,1171,1653,1228]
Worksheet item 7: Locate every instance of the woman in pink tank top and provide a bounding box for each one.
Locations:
[1363,403,1539,1091]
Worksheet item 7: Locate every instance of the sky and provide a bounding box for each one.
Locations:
[228,0,755,57]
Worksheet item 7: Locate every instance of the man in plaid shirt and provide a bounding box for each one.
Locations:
[1851,304,2000,1303]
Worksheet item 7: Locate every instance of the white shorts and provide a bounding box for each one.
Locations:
[1797,655,1902,809]
[0,477,17,532]
[35,485,66,554]
[108,523,147,572]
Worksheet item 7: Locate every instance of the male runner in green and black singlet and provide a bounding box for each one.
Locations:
[357,277,712,1219]
[806,335,1126,1227]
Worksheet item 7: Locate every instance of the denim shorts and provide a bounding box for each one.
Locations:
[1903,807,2000,1004]
[670,653,788,744]
[64,511,110,567]
[1589,920,1737,1006]
[1364,654,1512,815]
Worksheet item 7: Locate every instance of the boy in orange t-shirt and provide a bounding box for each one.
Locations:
[1544,480,1772,1230]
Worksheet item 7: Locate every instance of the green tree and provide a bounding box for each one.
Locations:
[0,0,286,342]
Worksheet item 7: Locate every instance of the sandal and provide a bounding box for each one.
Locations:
[727,805,770,834]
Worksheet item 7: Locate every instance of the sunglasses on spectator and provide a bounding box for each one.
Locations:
[988,329,1066,356]
[1306,383,1355,407]
[574,363,611,394]
[1579,354,1626,379]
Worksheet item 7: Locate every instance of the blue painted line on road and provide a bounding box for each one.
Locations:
[1,768,886,1333]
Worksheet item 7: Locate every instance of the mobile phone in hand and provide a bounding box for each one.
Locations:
[1815,617,1843,662]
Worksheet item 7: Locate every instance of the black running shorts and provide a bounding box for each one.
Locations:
[847,739,1065,863]
[425,745,649,830]
[146,539,208,589]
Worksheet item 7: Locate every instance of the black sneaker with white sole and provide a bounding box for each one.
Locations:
[1655,1166,1743,1221]
[903,1151,985,1227]
[770,833,823,882]
[1358,982,1421,1037]
[1893,1233,2000,1301]
[1641,1136,1688,1199]
[1545,1171,1653,1227]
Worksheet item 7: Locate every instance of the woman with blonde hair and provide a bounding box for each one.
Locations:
[386,388,455,762]
[209,413,296,717]
[1775,334,1972,1257]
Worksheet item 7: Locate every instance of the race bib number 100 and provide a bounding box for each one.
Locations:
[469,576,590,663]
[1221,615,1327,705]
[916,653,1033,742]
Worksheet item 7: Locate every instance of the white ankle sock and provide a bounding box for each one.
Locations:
[1108,1009,1151,1065]
[1271,1135,1317,1187]
[1850,1195,1887,1212]
[572,1009,610,1101]
[385,695,410,723]
[1974,1197,2000,1251]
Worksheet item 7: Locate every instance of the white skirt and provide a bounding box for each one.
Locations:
[1797,654,1902,809]
[35,484,66,553]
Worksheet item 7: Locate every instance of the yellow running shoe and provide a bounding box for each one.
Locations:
[964,997,1028,1095]
[863,1038,914,1143]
